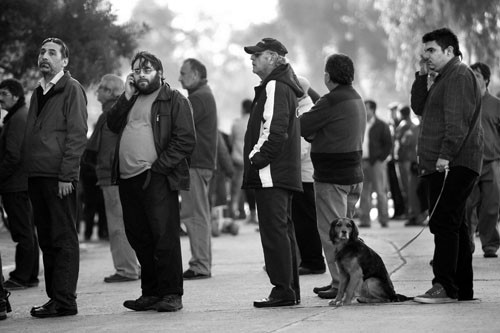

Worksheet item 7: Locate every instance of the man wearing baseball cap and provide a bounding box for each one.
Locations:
[242,37,304,308]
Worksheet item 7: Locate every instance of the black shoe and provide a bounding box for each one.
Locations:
[0,291,11,320]
[299,267,326,275]
[30,300,77,318]
[104,273,138,283]
[156,294,183,312]
[123,295,160,311]
[253,297,296,308]
[183,269,211,280]
[484,252,498,258]
[4,278,30,290]
[313,284,332,294]
[317,287,338,299]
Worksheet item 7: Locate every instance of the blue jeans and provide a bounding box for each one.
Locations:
[119,170,183,297]
[424,166,477,300]
[28,177,79,310]
[180,168,213,275]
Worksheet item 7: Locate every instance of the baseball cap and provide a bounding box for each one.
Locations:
[244,38,288,56]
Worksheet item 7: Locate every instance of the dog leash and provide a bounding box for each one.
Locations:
[396,168,449,252]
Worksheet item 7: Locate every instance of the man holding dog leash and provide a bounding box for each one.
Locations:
[411,28,483,304]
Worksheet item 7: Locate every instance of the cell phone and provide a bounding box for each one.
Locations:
[128,74,138,89]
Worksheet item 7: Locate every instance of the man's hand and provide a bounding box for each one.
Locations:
[419,55,428,76]
[58,181,74,198]
[124,73,137,100]
[435,158,449,172]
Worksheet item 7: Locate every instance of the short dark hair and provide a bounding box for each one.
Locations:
[325,54,354,85]
[131,51,164,74]
[184,58,207,80]
[470,62,491,87]
[364,99,377,113]
[399,105,411,118]
[422,28,462,57]
[242,99,252,114]
[42,37,69,58]
[0,78,25,106]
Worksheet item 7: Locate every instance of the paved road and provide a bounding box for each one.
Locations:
[1,219,499,332]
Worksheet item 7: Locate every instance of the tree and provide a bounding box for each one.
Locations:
[0,0,144,88]
[375,0,500,94]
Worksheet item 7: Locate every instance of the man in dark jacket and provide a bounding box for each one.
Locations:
[0,79,39,291]
[24,37,88,318]
[411,28,483,304]
[300,53,366,301]
[243,38,303,308]
[85,74,140,283]
[465,62,500,258]
[359,100,393,228]
[178,58,218,280]
[107,51,196,312]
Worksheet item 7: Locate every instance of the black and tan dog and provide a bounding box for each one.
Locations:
[329,217,411,306]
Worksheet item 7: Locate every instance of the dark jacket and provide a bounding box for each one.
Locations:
[85,98,119,186]
[23,71,88,182]
[479,92,500,162]
[411,57,483,175]
[242,63,303,192]
[186,80,218,170]
[300,85,366,185]
[107,84,196,191]
[368,118,392,165]
[0,104,28,193]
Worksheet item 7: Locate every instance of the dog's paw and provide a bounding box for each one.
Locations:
[328,299,343,307]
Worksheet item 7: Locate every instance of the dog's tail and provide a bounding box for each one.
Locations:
[393,294,413,302]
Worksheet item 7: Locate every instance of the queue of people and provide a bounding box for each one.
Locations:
[0,26,497,319]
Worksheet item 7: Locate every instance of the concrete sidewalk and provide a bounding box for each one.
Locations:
[1,219,499,332]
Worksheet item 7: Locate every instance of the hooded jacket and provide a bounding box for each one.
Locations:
[242,63,303,192]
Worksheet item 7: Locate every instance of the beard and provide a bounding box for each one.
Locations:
[136,73,162,95]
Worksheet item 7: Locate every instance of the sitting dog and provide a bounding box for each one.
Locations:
[329,217,410,306]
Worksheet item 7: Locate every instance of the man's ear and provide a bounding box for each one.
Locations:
[62,57,69,68]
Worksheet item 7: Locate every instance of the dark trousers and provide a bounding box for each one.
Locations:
[424,166,477,300]
[80,168,107,240]
[291,182,325,270]
[2,191,39,284]
[119,170,183,297]
[245,189,256,211]
[388,160,406,216]
[255,188,299,301]
[28,177,79,309]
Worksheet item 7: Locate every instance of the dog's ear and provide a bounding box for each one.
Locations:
[350,219,359,240]
[329,218,340,242]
